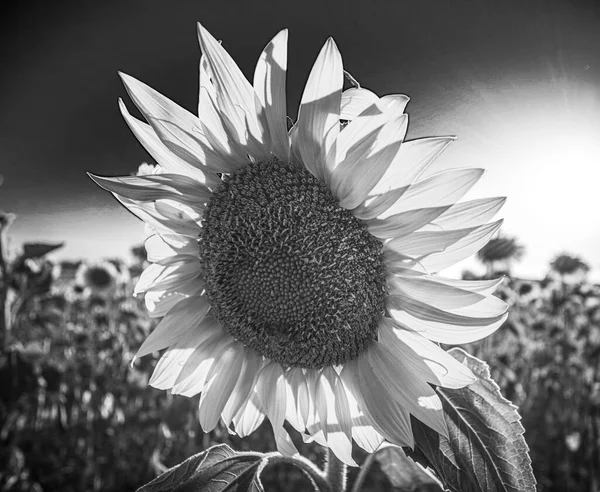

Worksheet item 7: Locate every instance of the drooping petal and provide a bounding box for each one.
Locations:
[379,318,476,389]
[256,363,299,456]
[196,23,268,161]
[285,367,310,433]
[341,359,414,448]
[253,29,289,161]
[365,343,448,438]
[293,38,343,181]
[302,369,328,447]
[342,382,385,453]
[198,342,244,431]
[313,367,356,466]
[222,348,265,427]
[135,295,210,359]
[232,393,266,438]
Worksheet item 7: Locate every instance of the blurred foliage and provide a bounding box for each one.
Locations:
[0,240,598,491]
[460,275,600,492]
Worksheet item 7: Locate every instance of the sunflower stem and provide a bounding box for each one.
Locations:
[350,451,378,492]
[325,448,347,492]
[268,453,331,492]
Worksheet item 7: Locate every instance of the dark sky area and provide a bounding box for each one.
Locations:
[1,0,599,278]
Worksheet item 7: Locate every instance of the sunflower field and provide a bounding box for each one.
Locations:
[0,231,597,492]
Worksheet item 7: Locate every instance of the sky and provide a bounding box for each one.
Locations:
[1,0,599,280]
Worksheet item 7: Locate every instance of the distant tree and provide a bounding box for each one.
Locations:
[477,235,525,276]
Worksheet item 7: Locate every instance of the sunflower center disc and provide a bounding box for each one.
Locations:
[200,160,386,368]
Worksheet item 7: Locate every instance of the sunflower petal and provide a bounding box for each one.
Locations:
[285,368,310,432]
[144,234,197,262]
[384,220,502,260]
[379,94,411,114]
[315,367,356,466]
[135,294,210,358]
[379,319,476,389]
[222,348,264,427]
[431,276,505,297]
[117,196,201,239]
[119,99,220,188]
[170,331,229,396]
[331,114,407,209]
[197,83,250,166]
[351,186,408,220]
[254,29,289,161]
[89,173,211,207]
[388,275,486,310]
[233,393,266,437]
[144,281,205,318]
[388,291,508,325]
[120,73,236,173]
[339,87,379,120]
[196,23,267,160]
[419,219,504,272]
[148,317,221,390]
[381,168,484,218]
[135,256,202,295]
[198,342,244,431]
[365,206,450,239]
[293,38,343,181]
[388,293,508,344]
[342,359,414,447]
[365,343,448,438]
[423,197,506,231]
[370,136,456,195]
[257,363,299,457]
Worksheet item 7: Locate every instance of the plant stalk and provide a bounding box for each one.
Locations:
[325,448,348,492]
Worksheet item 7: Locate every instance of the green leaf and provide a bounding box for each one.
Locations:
[412,348,536,492]
[22,242,64,259]
[136,444,264,492]
[375,444,444,491]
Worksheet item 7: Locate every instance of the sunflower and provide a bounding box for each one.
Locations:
[91,23,508,465]
[75,260,119,295]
